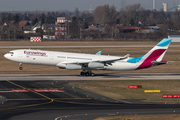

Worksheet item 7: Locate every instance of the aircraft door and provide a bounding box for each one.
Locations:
[18,51,23,58]
[50,54,54,60]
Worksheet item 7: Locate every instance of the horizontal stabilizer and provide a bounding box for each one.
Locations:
[151,60,167,66]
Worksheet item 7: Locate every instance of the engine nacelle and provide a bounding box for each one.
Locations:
[56,63,66,69]
[66,64,82,70]
[88,62,104,69]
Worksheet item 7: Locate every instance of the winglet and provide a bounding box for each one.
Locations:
[124,54,130,58]
[96,51,102,55]
[119,54,130,60]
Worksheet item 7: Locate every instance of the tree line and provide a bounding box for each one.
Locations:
[0,3,180,40]
[93,4,180,30]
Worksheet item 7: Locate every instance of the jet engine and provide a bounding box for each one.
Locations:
[56,63,66,69]
[57,63,82,70]
[88,62,104,69]
[66,64,82,70]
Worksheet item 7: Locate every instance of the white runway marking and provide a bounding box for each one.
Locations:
[0,73,180,81]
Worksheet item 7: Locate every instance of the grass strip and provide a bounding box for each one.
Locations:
[70,80,180,103]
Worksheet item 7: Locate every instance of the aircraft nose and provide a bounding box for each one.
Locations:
[4,53,9,59]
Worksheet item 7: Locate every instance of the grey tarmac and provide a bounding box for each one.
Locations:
[0,73,180,81]
[0,74,180,120]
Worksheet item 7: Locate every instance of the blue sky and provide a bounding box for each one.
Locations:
[0,0,180,11]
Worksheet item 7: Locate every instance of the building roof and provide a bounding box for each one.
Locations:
[168,35,180,37]
[121,26,141,30]
[145,26,160,29]
[83,26,105,31]
[31,23,41,31]
[18,21,32,27]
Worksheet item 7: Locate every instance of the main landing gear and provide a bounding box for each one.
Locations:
[19,63,23,70]
[80,70,95,76]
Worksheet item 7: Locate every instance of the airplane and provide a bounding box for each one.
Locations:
[4,38,172,76]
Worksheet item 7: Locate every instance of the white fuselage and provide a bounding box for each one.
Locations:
[4,38,172,75]
[4,49,138,71]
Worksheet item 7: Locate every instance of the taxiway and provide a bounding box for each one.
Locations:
[0,74,180,120]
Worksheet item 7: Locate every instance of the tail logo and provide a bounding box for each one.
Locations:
[136,49,166,69]
[136,38,172,70]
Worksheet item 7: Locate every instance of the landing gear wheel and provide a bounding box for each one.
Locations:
[91,73,95,76]
[19,63,23,70]
[19,67,23,70]
[85,72,90,76]
[80,72,85,76]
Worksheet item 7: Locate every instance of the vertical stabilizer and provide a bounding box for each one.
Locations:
[137,38,172,69]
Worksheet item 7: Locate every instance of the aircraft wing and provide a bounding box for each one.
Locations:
[61,60,91,64]
[60,54,130,64]
[100,54,130,63]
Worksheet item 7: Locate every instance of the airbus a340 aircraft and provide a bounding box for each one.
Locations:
[4,38,172,76]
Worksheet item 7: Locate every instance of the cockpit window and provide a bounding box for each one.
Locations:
[8,52,14,54]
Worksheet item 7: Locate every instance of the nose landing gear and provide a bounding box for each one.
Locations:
[19,63,23,70]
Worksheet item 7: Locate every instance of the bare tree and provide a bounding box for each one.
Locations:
[146,13,155,25]
[172,11,180,30]
[119,3,145,25]
[93,6,105,24]
[103,4,117,24]
[74,7,79,18]
[93,4,117,25]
